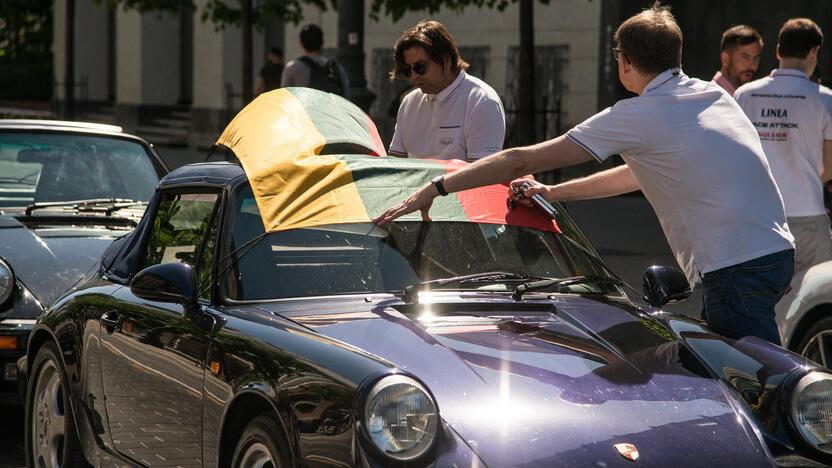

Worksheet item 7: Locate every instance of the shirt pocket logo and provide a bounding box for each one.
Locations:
[437,126,462,156]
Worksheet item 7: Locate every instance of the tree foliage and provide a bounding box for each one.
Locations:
[369,0,550,22]
[98,0,329,30]
[0,0,53,59]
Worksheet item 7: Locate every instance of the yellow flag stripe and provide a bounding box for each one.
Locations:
[216,89,368,232]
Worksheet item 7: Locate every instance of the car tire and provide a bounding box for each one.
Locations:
[230,414,292,468]
[792,315,832,369]
[25,340,90,468]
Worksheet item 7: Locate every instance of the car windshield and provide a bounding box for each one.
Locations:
[225,186,614,301]
[0,131,160,208]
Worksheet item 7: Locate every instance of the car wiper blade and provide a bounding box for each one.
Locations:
[402,271,550,303]
[512,275,626,300]
[24,198,144,216]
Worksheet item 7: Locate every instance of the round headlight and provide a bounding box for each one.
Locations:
[0,258,13,305]
[791,371,832,454]
[363,375,439,462]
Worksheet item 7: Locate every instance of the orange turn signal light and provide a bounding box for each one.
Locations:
[0,336,18,350]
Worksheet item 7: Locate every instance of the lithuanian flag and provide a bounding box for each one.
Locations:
[216,87,559,234]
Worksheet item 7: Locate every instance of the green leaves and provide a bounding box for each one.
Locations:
[368,0,513,22]
[98,0,333,28]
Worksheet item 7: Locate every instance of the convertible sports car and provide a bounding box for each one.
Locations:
[0,119,166,401]
[22,89,832,467]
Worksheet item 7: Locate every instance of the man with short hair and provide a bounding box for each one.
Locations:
[388,20,505,161]
[712,25,764,96]
[375,5,795,345]
[256,47,284,95]
[281,24,350,98]
[735,18,832,275]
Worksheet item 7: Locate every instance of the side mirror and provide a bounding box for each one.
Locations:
[642,265,692,308]
[130,262,198,311]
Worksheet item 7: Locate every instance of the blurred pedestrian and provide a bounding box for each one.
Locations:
[375,4,794,345]
[712,25,763,96]
[281,24,349,98]
[256,47,284,95]
[735,18,832,274]
[388,20,505,161]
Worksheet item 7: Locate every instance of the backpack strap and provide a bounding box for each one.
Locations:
[298,56,323,69]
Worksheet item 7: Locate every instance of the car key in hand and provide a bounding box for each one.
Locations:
[514,182,559,218]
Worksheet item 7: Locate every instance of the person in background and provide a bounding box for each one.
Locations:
[281,24,350,98]
[388,20,505,161]
[375,4,795,345]
[712,25,764,96]
[255,47,284,95]
[735,18,832,274]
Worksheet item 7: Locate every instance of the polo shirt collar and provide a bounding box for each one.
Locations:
[770,68,809,80]
[433,70,467,103]
[643,67,683,94]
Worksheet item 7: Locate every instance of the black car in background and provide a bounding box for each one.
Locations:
[0,119,167,401]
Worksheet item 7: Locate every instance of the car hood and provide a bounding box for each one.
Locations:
[0,216,122,308]
[272,294,774,467]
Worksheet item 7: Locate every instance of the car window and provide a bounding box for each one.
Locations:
[0,132,160,207]
[142,192,220,299]
[225,186,609,301]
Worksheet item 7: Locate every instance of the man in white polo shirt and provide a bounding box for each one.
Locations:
[375,5,795,345]
[388,20,505,161]
[735,18,832,275]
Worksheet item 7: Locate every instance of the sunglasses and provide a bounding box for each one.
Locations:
[400,61,429,78]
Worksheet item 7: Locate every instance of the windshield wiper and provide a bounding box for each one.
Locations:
[511,275,627,300]
[402,271,551,303]
[24,198,144,216]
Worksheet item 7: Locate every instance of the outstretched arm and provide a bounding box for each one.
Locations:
[373,135,592,226]
[548,164,640,201]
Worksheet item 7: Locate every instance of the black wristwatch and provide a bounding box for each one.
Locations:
[430,175,448,196]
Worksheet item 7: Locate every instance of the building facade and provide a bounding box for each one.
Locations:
[53,0,832,151]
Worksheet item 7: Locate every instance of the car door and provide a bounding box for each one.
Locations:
[99,190,222,466]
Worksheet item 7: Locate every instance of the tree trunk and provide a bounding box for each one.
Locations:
[517,0,535,147]
[336,0,375,112]
[65,0,75,118]
[241,0,253,104]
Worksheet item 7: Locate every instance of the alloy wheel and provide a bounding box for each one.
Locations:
[31,359,66,468]
[801,330,832,369]
[237,441,275,468]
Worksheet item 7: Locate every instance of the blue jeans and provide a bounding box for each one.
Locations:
[700,249,794,345]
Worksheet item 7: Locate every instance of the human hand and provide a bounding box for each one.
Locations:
[508,177,549,208]
[373,184,438,226]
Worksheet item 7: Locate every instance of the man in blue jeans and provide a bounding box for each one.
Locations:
[374,4,794,345]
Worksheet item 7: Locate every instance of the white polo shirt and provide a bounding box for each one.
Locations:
[390,71,505,160]
[566,68,794,282]
[734,69,832,217]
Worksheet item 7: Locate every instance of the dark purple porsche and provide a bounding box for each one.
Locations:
[19,90,832,467]
[19,160,832,468]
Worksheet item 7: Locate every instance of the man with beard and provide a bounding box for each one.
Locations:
[712,25,764,96]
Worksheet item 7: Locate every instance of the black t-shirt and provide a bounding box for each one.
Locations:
[260,63,284,91]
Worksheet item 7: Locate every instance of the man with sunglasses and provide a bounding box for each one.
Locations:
[388,20,505,161]
[376,5,795,345]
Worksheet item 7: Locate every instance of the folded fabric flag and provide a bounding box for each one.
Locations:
[217,87,559,234]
